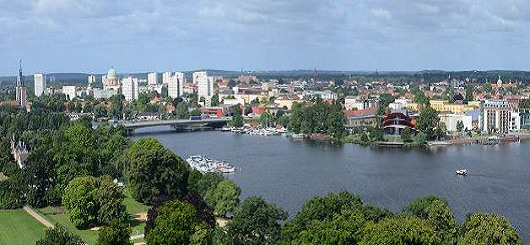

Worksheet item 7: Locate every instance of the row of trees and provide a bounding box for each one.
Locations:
[289,99,346,138]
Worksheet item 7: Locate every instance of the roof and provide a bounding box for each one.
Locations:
[344,107,378,117]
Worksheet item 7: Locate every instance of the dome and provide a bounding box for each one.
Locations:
[107,67,117,77]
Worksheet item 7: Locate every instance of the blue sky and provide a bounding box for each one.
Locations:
[1,0,530,75]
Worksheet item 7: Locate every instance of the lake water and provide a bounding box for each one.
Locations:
[131,126,530,240]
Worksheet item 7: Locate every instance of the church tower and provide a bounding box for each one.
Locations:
[15,60,27,107]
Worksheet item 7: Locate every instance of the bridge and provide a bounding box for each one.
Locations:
[121,117,231,134]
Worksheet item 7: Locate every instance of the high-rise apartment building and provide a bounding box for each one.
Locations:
[88,75,96,87]
[168,72,184,99]
[148,72,158,85]
[195,71,214,106]
[34,73,46,97]
[162,72,173,84]
[121,77,139,101]
[15,61,27,107]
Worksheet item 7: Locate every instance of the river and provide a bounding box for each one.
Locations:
[131,126,529,240]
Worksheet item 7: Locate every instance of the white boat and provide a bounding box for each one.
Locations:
[186,155,236,174]
[455,169,467,176]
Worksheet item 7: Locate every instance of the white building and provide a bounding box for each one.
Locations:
[121,77,139,101]
[102,75,107,87]
[148,72,158,85]
[196,71,213,106]
[483,100,511,134]
[389,99,411,111]
[34,73,46,97]
[168,72,184,99]
[304,90,338,101]
[193,71,207,85]
[510,112,521,132]
[88,75,96,87]
[62,86,77,100]
[162,72,173,85]
[93,89,117,99]
[438,114,473,132]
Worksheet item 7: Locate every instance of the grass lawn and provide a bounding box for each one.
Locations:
[0,172,8,181]
[123,189,149,215]
[0,209,46,245]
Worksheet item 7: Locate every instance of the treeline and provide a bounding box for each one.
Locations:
[289,99,346,139]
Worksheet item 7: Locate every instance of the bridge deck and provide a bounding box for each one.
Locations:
[122,117,230,129]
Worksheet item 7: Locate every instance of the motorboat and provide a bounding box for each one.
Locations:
[455,169,468,176]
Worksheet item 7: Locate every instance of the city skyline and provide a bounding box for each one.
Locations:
[2,0,530,75]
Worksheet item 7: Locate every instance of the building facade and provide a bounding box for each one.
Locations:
[483,100,511,134]
[162,72,173,84]
[148,72,158,85]
[196,71,214,106]
[438,114,473,132]
[121,77,139,101]
[34,73,46,97]
[104,68,120,90]
[62,86,77,100]
[168,72,184,99]
[88,75,96,87]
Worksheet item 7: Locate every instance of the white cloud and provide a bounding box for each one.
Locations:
[372,8,391,19]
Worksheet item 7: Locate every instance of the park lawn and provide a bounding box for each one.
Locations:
[39,207,99,245]
[0,209,46,245]
[123,189,149,215]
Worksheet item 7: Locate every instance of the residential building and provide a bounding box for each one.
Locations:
[407,100,480,114]
[168,72,184,99]
[121,77,139,101]
[521,108,530,130]
[438,114,473,132]
[511,112,521,132]
[483,100,511,134]
[62,86,77,100]
[34,73,46,97]
[345,96,379,110]
[193,71,207,85]
[162,72,173,84]
[88,75,96,87]
[196,71,214,106]
[304,90,338,101]
[148,72,158,85]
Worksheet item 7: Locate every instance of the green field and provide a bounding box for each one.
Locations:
[0,209,46,245]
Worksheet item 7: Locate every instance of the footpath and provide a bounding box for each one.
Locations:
[23,206,54,228]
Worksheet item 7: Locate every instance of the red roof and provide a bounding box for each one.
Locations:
[344,108,378,117]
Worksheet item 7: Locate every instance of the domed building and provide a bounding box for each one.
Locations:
[103,67,120,90]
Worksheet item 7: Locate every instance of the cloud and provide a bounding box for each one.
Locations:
[372,8,391,19]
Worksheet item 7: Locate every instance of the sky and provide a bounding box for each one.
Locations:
[1,0,530,75]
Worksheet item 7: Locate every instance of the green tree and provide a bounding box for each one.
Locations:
[465,86,474,102]
[456,121,464,132]
[360,216,441,245]
[62,176,127,228]
[231,105,244,127]
[436,122,447,141]
[427,200,457,245]
[401,127,412,142]
[205,180,241,217]
[124,138,189,204]
[458,213,522,245]
[96,220,133,245]
[404,195,449,219]
[175,102,190,119]
[417,106,439,139]
[211,93,220,106]
[190,172,225,197]
[146,199,213,245]
[361,133,369,143]
[225,197,288,245]
[36,224,84,245]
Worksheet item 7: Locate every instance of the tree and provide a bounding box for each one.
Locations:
[465,86,474,102]
[175,102,190,119]
[189,172,224,197]
[426,200,457,245]
[225,197,288,245]
[404,195,448,219]
[36,224,84,245]
[456,121,464,132]
[205,180,241,217]
[436,122,447,141]
[211,93,220,106]
[96,220,132,245]
[360,216,441,245]
[401,127,412,142]
[146,199,213,245]
[62,176,127,228]
[231,105,244,127]
[124,138,189,204]
[459,213,522,245]
[361,133,369,143]
[417,106,439,139]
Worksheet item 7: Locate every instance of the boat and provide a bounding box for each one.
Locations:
[455,169,467,176]
[186,155,236,174]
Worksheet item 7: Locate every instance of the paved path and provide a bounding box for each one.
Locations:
[130,234,144,240]
[23,206,54,228]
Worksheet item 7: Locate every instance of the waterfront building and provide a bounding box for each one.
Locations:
[104,67,120,90]
[121,77,139,101]
[345,108,379,128]
[148,72,158,85]
[483,100,511,134]
[406,100,480,114]
[34,73,46,97]
[168,72,184,99]
[62,86,77,100]
[520,108,530,130]
[88,75,96,87]
[15,61,27,107]
[511,112,521,132]
[382,112,417,135]
[438,113,473,132]
[162,72,173,84]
